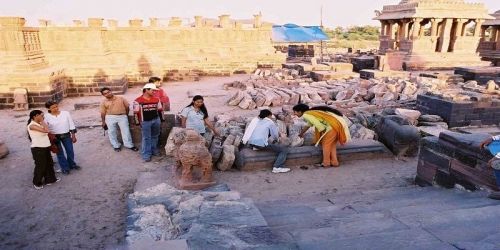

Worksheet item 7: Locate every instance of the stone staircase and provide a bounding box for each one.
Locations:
[256,186,500,250]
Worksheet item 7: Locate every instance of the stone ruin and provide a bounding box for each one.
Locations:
[479,10,500,66]
[167,128,216,190]
[375,0,493,70]
[0,15,285,109]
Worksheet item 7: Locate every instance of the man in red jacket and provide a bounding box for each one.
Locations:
[133,83,163,162]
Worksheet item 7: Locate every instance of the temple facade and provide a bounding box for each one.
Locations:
[479,10,500,66]
[375,0,493,70]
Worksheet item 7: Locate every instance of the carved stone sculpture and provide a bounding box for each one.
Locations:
[13,88,28,111]
[176,129,215,190]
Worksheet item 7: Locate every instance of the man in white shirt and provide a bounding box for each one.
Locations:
[45,100,81,175]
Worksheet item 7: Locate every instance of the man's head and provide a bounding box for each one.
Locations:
[258,109,272,119]
[44,100,59,114]
[148,76,162,88]
[100,87,113,99]
[142,83,158,96]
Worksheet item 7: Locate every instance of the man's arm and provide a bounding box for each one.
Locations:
[269,123,279,142]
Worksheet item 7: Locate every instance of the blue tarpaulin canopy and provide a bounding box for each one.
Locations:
[272,24,329,43]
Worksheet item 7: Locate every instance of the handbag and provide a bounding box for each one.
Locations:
[48,133,59,154]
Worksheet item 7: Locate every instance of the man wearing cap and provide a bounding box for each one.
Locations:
[133,83,163,162]
[99,87,138,152]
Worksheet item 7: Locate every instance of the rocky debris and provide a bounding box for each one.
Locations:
[0,140,9,159]
[375,115,420,157]
[126,183,290,249]
[225,70,460,111]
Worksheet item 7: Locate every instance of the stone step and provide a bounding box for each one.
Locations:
[235,139,392,171]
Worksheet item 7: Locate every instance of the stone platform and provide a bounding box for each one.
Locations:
[454,66,500,84]
[416,131,498,191]
[417,94,500,128]
[359,69,410,80]
[235,139,391,171]
[310,71,358,81]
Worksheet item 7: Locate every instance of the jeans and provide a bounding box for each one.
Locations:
[252,143,289,168]
[55,136,76,171]
[494,169,500,188]
[141,117,160,160]
[105,115,134,149]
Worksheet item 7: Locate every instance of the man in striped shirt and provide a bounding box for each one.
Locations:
[480,135,500,200]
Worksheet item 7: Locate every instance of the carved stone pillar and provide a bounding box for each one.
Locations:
[438,18,453,52]
[411,18,422,39]
[387,21,394,39]
[474,19,484,37]
[380,21,386,36]
[401,20,409,40]
[480,26,487,42]
[430,18,441,37]
[491,27,498,43]
[454,19,465,37]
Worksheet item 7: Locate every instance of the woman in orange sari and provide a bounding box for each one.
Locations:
[293,104,351,168]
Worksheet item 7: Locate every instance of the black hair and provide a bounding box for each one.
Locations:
[142,88,147,93]
[148,76,161,83]
[100,87,111,94]
[310,106,343,117]
[187,95,208,119]
[292,103,310,113]
[44,100,58,113]
[27,110,43,141]
[258,109,272,119]
[292,104,343,116]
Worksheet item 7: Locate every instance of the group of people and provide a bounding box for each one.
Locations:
[27,76,500,191]
[242,104,351,173]
[28,77,219,189]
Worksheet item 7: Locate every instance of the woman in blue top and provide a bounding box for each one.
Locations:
[180,95,219,137]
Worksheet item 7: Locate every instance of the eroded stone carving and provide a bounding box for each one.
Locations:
[175,129,215,190]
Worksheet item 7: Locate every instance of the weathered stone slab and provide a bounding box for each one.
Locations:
[235,140,391,171]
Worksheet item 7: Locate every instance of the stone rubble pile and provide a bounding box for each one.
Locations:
[225,69,459,110]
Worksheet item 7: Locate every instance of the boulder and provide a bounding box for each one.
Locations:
[216,145,236,171]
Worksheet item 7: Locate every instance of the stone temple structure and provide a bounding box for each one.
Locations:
[479,10,500,66]
[375,0,493,70]
[0,15,285,109]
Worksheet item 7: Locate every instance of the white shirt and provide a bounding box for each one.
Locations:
[27,121,51,148]
[45,111,76,134]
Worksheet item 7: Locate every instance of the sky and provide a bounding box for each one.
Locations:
[0,0,499,28]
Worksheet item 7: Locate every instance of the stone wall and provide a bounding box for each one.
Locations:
[0,15,285,109]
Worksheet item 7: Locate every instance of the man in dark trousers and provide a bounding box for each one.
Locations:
[133,83,163,162]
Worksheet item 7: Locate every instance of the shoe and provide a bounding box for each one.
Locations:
[71,165,81,170]
[488,191,500,200]
[55,168,62,173]
[127,146,139,151]
[33,184,43,190]
[46,178,61,186]
[114,148,121,152]
[153,152,161,156]
[62,170,70,175]
[143,158,151,163]
[272,167,291,173]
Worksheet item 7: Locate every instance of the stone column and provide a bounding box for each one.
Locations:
[411,18,422,39]
[454,19,465,37]
[194,16,203,28]
[430,18,441,36]
[387,21,394,39]
[380,21,386,36]
[400,20,409,40]
[474,19,484,37]
[491,27,498,42]
[150,18,158,27]
[438,18,453,52]
[219,15,230,28]
[129,19,143,28]
[480,26,487,42]
[253,14,262,28]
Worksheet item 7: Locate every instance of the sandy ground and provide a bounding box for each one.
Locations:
[0,74,417,249]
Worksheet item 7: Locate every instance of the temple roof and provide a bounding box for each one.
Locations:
[484,10,500,26]
[375,0,493,20]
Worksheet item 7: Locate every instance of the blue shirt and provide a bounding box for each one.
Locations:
[248,118,279,147]
[180,106,206,134]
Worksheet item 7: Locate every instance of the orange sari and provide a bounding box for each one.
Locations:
[304,110,351,145]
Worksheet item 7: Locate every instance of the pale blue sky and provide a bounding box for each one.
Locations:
[0,0,499,28]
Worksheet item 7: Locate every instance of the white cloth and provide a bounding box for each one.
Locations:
[27,121,51,148]
[45,111,76,134]
[242,117,259,145]
[242,117,276,145]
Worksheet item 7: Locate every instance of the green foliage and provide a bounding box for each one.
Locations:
[325,25,380,41]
